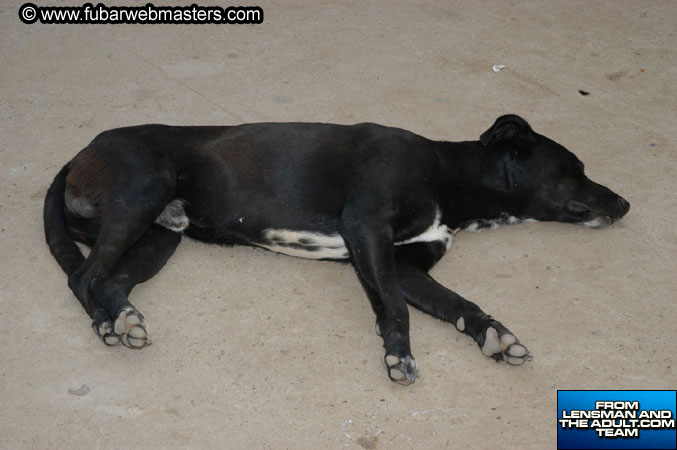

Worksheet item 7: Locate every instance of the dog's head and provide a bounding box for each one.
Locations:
[479,115,630,228]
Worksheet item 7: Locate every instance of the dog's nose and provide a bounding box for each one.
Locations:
[618,196,630,214]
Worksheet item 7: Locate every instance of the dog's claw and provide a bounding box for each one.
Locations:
[385,354,418,385]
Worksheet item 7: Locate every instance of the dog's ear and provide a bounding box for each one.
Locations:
[480,114,537,147]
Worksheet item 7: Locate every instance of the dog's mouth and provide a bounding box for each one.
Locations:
[565,199,628,229]
[577,215,615,229]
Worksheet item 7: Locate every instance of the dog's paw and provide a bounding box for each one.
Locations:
[114,307,151,349]
[93,320,122,346]
[385,354,418,385]
[480,324,531,365]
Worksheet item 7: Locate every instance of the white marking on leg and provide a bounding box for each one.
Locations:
[481,327,502,356]
[456,317,465,331]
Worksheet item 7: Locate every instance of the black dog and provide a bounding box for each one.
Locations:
[44,115,629,384]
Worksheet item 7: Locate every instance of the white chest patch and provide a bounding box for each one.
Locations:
[258,209,453,260]
[394,209,453,249]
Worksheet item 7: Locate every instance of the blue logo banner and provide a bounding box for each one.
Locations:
[557,390,676,449]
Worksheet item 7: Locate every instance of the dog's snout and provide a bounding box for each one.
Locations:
[618,196,630,214]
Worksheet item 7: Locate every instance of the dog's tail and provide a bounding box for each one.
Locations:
[44,165,85,276]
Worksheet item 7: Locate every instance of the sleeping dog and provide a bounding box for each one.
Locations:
[44,115,630,384]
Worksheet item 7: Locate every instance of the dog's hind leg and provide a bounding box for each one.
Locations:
[395,242,532,365]
[89,225,182,348]
[62,214,120,343]
[66,170,176,345]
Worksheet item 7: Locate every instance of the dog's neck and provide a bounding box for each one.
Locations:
[434,140,525,229]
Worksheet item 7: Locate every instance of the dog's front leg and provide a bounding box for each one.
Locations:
[395,242,532,365]
[339,218,417,385]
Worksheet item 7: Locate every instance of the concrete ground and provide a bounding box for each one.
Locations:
[1,1,675,448]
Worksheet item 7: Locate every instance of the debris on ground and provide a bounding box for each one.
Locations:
[68,384,90,396]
